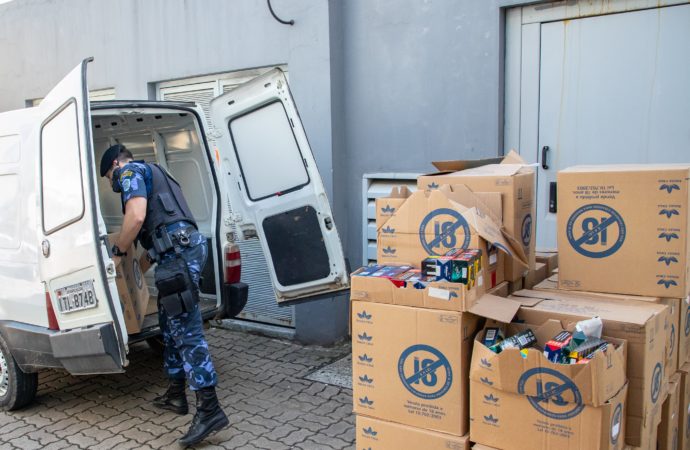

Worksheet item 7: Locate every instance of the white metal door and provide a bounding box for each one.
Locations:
[37,60,127,360]
[506,1,690,249]
[211,69,349,302]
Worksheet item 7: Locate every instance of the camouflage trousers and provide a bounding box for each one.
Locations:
[157,236,218,390]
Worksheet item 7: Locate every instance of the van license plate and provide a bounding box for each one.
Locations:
[56,281,98,313]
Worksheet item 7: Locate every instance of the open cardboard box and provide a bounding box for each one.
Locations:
[470,319,627,407]
[508,289,670,448]
[535,272,688,372]
[417,150,536,282]
[375,184,527,289]
[351,265,528,319]
[469,311,629,450]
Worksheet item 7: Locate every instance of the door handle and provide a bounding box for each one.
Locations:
[549,182,557,213]
[541,146,550,170]
[41,240,50,257]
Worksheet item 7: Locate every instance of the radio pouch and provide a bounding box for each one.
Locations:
[155,257,198,316]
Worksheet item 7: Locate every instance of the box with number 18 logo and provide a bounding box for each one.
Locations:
[557,164,690,298]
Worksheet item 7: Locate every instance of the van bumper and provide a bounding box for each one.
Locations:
[0,321,122,374]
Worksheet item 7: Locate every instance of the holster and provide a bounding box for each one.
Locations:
[155,256,198,317]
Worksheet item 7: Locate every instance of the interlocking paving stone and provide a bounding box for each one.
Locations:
[0,328,354,449]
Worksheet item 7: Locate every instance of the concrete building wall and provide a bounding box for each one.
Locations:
[0,0,336,198]
[335,0,515,266]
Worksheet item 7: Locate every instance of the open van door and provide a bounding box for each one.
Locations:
[36,59,127,373]
[210,69,349,303]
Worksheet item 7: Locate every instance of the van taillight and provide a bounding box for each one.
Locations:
[224,243,241,284]
[45,292,60,331]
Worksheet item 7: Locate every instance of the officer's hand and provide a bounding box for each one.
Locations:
[112,256,122,268]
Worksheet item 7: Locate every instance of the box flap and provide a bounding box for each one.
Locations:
[460,206,528,270]
[500,149,527,165]
[446,163,531,178]
[431,156,503,172]
[510,289,665,325]
[438,184,502,224]
[387,185,413,199]
[468,294,521,322]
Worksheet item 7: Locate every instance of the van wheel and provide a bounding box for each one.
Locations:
[0,334,38,411]
[146,336,166,355]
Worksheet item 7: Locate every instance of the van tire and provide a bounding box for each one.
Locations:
[0,334,38,411]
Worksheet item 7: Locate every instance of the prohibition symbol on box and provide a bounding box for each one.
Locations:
[398,344,453,400]
[521,214,533,247]
[419,208,471,256]
[611,403,622,444]
[566,204,626,258]
[517,367,584,420]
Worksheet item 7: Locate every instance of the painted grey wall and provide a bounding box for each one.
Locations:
[334,0,519,267]
[0,0,336,199]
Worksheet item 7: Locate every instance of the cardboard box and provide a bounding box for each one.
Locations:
[536,250,559,275]
[417,151,536,282]
[350,267,524,322]
[471,379,627,450]
[487,281,509,298]
[376,185,413,229]
[509,289,670,448]
[523,262,548,289]
[471,319,627,407]
[662,299,681,376]
[376,186,527,288]
[680,298,690,369]
[658,372,681,450]
[107,233,150,334]
[356,415,470,450]
[534,273,686,375]
[350,264,481,311]
[508,276,523,294]
[679,364,690,450]
[557,164,690,298]
[352,300,488,436]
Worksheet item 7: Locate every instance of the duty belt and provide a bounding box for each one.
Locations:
[147,224,197,263]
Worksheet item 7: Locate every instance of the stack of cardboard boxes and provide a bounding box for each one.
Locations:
[352,153,533,449]
[352,158,690,450]
[537,164,689,450]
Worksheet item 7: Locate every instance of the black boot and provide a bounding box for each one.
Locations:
[179,387,229,446]
[153,379,188,415]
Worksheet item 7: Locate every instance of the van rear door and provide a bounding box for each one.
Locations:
[37,59,127,372]
[210,69,349,303]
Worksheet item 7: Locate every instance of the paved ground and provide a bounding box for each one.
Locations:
[0,327,355,449]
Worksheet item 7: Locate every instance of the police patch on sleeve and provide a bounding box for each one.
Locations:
[122,178,131,192]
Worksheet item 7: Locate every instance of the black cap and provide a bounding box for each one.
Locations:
[100,144,125,177]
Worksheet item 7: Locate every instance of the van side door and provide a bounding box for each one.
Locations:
[37,59,127,372]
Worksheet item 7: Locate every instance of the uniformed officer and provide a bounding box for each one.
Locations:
[100,144,228,446]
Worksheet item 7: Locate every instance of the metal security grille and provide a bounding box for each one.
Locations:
[157,66,295,327]
[362,173,420,266]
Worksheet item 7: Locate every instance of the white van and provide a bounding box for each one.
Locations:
[0,59,349,410]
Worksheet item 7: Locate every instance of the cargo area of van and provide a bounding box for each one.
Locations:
[90,104,224,340]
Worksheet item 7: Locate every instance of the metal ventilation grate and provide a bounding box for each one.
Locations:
[362,173,420,266]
